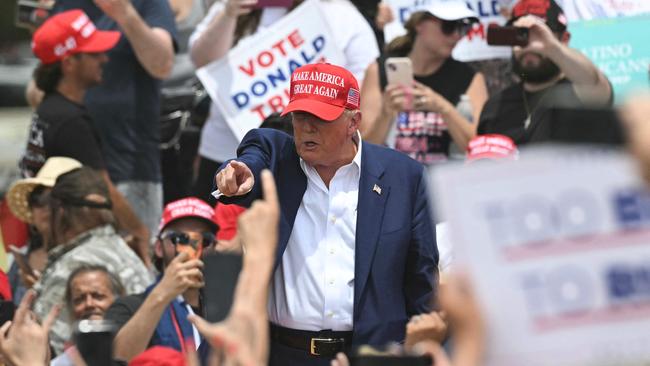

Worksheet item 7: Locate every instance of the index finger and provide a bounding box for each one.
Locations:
[260,169,278,207]
[14,289,36,326]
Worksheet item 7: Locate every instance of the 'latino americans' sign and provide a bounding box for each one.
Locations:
[196,0,345,141]
[383,0,511,61]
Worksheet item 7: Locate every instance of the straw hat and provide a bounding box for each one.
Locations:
[7,157,82,224]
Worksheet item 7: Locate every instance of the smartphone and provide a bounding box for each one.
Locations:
[15,0,52,29]
[349,355,433,366]
[0,301,16,325]
[487,25,529,47]
[202,253,243,323]
[74,319,115,366]
[254,0,293,9]
[385,57,414,86]
[9,246,35,278]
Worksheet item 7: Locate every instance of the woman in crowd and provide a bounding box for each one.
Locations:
[188,0,378,202]
[360,0,488,165]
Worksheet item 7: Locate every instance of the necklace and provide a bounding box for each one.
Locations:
[521,86,551,130]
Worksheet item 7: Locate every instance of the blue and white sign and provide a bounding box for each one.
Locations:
[431,147,650,366]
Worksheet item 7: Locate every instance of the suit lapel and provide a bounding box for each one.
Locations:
[275,144,307,270]
[354,143,389,318]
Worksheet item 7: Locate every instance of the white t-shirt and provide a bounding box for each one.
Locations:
[189,0,380,162]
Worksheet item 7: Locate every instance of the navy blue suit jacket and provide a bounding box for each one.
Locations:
[218,128,438,346]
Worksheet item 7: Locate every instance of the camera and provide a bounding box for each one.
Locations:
[73,319,116,366]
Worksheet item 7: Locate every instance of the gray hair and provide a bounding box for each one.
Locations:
[64,264,125,309]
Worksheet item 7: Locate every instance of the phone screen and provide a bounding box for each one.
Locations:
[203,253,243,323]
[74,320,115,366]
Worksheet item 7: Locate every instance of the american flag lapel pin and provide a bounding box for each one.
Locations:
[373,184,382,195]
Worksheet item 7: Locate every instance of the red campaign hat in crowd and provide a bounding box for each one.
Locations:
[31,9,121,65]
[158,197,219,234]
[128,346,185,366]
[281,63,361,121]
[508,0,568,32]
[466,134,519,162]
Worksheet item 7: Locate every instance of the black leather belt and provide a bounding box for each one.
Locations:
[270,323,353,357]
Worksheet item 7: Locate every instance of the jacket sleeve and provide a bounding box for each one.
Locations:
[215,128,291,207]
[404,170,438,316]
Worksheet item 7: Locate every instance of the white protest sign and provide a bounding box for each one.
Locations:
[431,148,650,366]
[196,0,346,141]
[383,0,511,61]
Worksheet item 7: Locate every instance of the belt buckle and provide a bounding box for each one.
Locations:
[310,337,334,356]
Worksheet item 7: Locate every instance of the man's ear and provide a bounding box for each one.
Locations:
[154,239,163,259]
[349,110,361,133]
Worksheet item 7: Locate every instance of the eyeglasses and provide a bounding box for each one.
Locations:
[159,231,216,249]
[440,19,474,37]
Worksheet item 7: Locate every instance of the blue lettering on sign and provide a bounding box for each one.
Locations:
[612,188,650,229]
[229,34,326,110]
[607,264,650,301]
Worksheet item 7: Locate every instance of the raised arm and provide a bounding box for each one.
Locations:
[94,0,175,79]
[515,15,612,105]
[189,0,257,68]
[112,252,203,361]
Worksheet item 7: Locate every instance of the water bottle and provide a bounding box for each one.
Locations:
[448,94,473,161]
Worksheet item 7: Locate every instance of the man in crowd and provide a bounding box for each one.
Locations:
[50,265,125,365]
[24,10,150,264]
[477,0,612,144]
[216,63,437,365]
[46,0,177,237]
[32,167,152,355]
[105,197,218,362]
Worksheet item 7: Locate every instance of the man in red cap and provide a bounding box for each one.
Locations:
[215,63,437,365]
[478,0,612,144]
[104,197,217,363]
[21,10,151,265]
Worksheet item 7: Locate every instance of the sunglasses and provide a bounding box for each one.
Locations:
[159,231,216,249]
[440,19,474,37]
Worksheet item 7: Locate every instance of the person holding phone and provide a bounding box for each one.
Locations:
[105,197,218,363]
[188,0,379,204]
[476,0,612,144]
[360,0,488,165]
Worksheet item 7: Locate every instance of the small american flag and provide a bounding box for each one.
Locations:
[347,88,360,107]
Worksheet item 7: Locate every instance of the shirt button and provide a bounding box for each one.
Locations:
[327,312,335,318]
[329,248,335,254]
[329,279,334,285]
[331,216,337,223]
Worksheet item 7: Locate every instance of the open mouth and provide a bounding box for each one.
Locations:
[304,141,318,148]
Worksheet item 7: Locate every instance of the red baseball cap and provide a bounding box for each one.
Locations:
[466,134,519,162]
[128,346,185,366]
[31,9,121,65]
[281,63,361,121]
[158,197,218,234]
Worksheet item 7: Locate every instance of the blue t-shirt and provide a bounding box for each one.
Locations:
[53,0,178,183]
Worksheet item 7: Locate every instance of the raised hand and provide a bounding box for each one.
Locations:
[215,161,255,197]
[0,290,60,366]
[224,0,258,18]
[152,251,204,303]
[513,15,562,58]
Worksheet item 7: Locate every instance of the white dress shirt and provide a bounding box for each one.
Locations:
[268,136,362,331]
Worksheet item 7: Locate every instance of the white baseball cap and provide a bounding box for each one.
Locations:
[421,0,479,22]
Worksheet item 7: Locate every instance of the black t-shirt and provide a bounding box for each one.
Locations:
[53,0,178,183]
[20,92,105,177]
[379,57,475,164]
[477,79,587,145]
